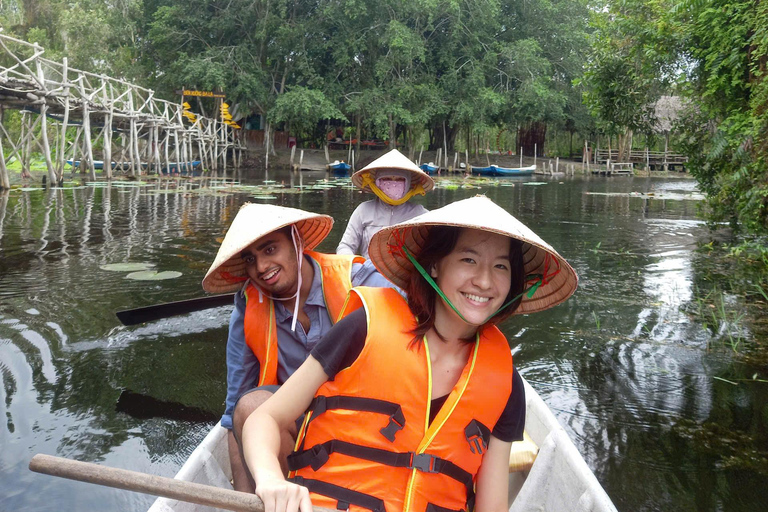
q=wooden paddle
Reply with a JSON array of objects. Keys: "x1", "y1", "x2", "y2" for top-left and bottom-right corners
[
  {"x1": 116, "y1": 293, "x2": 235, "y2": 326},
  {"x1": 29, "y1": 454, "x2": 334, "y2": 512}
]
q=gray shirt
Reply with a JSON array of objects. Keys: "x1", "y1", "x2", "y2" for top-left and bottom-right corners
[
  {"x1": 221, "y1": 255, "x2": 396, "y2": 429},
  {"x1": 336, "y1": 198, "x2": 428, "y2": 258}
]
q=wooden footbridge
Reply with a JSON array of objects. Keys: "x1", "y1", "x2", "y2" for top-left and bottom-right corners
[{"x1": 0, "y1": 33, "x2": 244, "y2": 190}]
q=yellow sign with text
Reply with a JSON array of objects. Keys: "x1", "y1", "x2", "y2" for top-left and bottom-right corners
[{"x1": 182, "y1": 90, "x2": 226, "y2": 98}]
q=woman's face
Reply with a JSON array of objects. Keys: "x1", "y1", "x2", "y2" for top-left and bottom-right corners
[
  {"x1": 432, "y1": 228, "x2": 512, "y2": 327},
  {"x1": 375, "y1": 172, "x2": 408, "y2": 200}
]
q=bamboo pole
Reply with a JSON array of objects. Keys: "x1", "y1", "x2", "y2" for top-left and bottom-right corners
[
  {"x1": 29, "y1": 454, "x2": 334, "y2": 512},
  {"x1": 78, "y1": 75, "x2": 96, "y2": 179},
  {"x1": 0, "y1": 108, "x2": 8, "y2": 189},
  {"x1": 163, "y1": 129, "x2": 170, "y2": 175}
]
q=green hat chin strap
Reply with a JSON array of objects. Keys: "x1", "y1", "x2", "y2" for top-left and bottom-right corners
[{"x1": 402, "y1": 245, "x2": 542, "y2": 325}]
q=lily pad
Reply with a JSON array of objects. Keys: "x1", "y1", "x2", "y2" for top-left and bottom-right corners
[
  {"x1": 125, "y1": 270, "x2": 183, "y2": 281},
  {"x1": 100, "y1": 263, "x2": 155, "y2": 272}
]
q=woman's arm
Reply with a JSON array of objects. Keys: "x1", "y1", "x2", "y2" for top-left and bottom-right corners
[
  {"x1": 473, "y1": 435, "x2": 513, "y2": 512},
  {"x1": 336, "y1": 204, "x2": 365, "y2": 255},
  {"x1": 242, "y1": 355, "x2": 330, "y2": 512}
]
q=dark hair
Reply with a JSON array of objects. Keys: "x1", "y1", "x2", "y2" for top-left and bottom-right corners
[{"x1": 406, "y1": 226, "x2": 525, "y2": 344}]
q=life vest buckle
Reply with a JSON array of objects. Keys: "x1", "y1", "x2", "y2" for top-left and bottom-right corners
[
  {"x1": 378, "y1": 408, "x2": 405, "y2": 442},
  {"x1": 464, "y1": 420, "x2": 490, "y2": 455},
  {"x1": 409, "y1": 452, "x2": 438, "y2": 473}
]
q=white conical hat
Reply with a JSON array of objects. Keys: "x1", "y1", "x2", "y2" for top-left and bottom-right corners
[
  {"x1": 202, "y1": 203, "x2": 333, "y2": 293},
  {"x1": 368, "y1": 195, "x2": 578, "y2": 314},
  {"x1": 351, "y1": 149, "x2": 435, "y2": 193}
]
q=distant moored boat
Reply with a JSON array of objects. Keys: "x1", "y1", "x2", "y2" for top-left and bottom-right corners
[{"x1": 470, "y1": 164, "x2": 536, "y2": 177}]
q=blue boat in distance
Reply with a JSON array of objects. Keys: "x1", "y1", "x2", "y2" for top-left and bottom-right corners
[
  {"x1": 470, "y1": 164, "x2": 536, "y2": 177},
  {"x1": 419, "y1": 162, "x2": 439, "y2": 175},
  {"x1": 66, "y1": 160, "x2": 131, "y2": 170},
  {"x1": 327, "y1": 160, "x2": 352, "y2": 175}
]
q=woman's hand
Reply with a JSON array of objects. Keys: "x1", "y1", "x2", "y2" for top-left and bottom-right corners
[{"x1": 256, "y1": 476, "x2": 313, "y2": 512}]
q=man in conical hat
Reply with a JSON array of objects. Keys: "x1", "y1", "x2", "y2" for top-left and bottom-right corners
[
  {"x1": 336, "y1": 148, "x2": 434, "y2": 258},
  {"x1": 202, "y1": 202, "x2": 395, "y2": 492}
]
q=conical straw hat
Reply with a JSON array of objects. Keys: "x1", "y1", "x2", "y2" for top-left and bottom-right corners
[
  {"x1": 202, "y1": 203, "x2": 333, "y2": 293},
  {"x1": 351, "y1": 149, "x2": 435, "y2": 193},
  {"x1": 368, "y1": 195, "x2": 578, "y2": 314}
]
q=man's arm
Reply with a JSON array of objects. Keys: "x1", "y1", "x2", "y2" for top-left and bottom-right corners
[{"x1": 222, "y1": 291, "x2": 261, "y2": 430}]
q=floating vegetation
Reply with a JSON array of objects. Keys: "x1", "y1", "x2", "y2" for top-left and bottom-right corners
[
  {"x1": 100, "y1": 263, "x2": 155, "y2": 272},
  {"x1": 125, "y1": 270, "x2": 183, "y2": 281},
  {"x1": 585, "y1": 191, "x2": 705, "y2": 201},
  {"x1": 673, "y1": 419, "x2": 768, "y2": 475}
]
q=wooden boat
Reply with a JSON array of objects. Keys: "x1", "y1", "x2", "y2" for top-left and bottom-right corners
[
  {"x1": 470, "y1": 164, "x2": 536, "y2": 177},
  {"x1": 326, "y1": 161, "x2": 351, "y2": 175},
  {"x1": 419, "y1": 162, "x2": 439, "y2": 175},
  {"x1": 147, "y1": 376, "x2": 617, "y2": 512}
]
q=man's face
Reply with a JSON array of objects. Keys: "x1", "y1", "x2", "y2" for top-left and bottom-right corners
[{"x1": 240, "y1": 229, "x2": 299, "y2": 298}]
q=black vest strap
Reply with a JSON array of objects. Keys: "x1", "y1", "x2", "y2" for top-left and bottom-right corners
[
  {"x1": 304, "y1": 395, "x2": 406, "y2": 443},
  {"x1": 288, "y1": 439, "x2": 475, "y2": 503},
  {"x1": 426, "y1": 504, "x2": 465, "y2": 512},
  {"x1": 289, "y1": 476, "x2": 386, "y2": 512}
]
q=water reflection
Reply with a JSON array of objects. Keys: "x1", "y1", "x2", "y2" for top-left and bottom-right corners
[{"x1": 0, "y1": 174, "x2": 766, "y2": 511}]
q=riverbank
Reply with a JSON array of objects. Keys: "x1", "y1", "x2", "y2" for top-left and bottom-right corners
[{"x1": 1, "y1": 146, "x2": 693, "y2": 188}]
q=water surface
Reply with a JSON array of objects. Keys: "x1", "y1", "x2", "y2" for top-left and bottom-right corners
[{"x1": 0, "y1": 170, "x2": 765, "y2": 512}]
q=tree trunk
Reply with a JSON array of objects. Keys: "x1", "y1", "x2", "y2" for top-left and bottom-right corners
[{"x1": 517, "y1": 122, "x2": 547, "y2": 157}]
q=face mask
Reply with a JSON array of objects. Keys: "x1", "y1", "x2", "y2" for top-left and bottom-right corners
[{"x1": 375, "y1": 170, "x2": 411, "y2": 201}]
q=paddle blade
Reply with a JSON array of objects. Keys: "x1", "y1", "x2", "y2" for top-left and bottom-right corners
[{"x1": 116, "y1": 293, "x2": 235, "y2": 326}]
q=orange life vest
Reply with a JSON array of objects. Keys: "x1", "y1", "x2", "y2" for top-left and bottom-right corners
[
  {"x1": 243, "y1": 251, "x2": 366, "y2": 386},
  {"x1": 288, "y1": 287, "x2": 513, "y2": 512}
]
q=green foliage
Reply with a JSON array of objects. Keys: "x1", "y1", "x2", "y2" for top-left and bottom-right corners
[
  {"x1": 7, "y1": 0, "x2": 596, "y2": 153},
  {"x1": 675, "y1": 0, "x2": 768, "y2": 235},
  {"x1": 269, "y1": 87, "x2": 346, "y2": 134}
]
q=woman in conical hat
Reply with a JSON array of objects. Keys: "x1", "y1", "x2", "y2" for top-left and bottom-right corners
[
  {"x1": 242, "y1": 196, "x2": 578, "y2": 512},
  {"x1": 336, "y1": 148, "x2": 434, "y2": 258}
]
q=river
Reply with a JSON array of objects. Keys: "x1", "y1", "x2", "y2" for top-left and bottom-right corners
[{"x1": 1, "y1": 169, "x2": 766, "y2": 511}]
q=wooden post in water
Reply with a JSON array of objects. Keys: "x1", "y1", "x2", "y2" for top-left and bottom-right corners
[
  {"x1": 442, "y1": 120, "x2": 448, "y2": 171},
  {"x1": 324, "y1": 143, "x2": 330, "y2": 164},
  {"x1": 533, "y1": 143, "x2": 537, "y2": 170},
  {"x1": 103, "y1": 81, "x2": 114, "y2": 179},
  {"x1": 163, "y1": 130, "x2": 170, "y2": 175},
  {"x1": 519, "y1": 147, "x2": 523, "y2": 168},
  {"x1": 464, "y1": 149, "x2": 468, "y2": 170},
  {"x1": 351, "y1": 149, "x2": 355, "y2": 171},
  {"x1": 78, "y1": 76, "x2": 97, "y2": 179},
  {"x1": 290, "y1": 145, "x2": 296, "y2": 168},
  {"x1": 418, "y1": 146, "x2": 423, "y2": 166},
  {"x1": 0, "y1": 108, "x2": 8, "y2": 190},
  {"x1": 35, "y1": 58, "x2": 55, "y2": 183}
]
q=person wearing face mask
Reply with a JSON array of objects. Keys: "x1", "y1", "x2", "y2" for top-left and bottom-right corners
[{"x1": 336, "y1": 149, "x2": 434, "y2": 258}]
